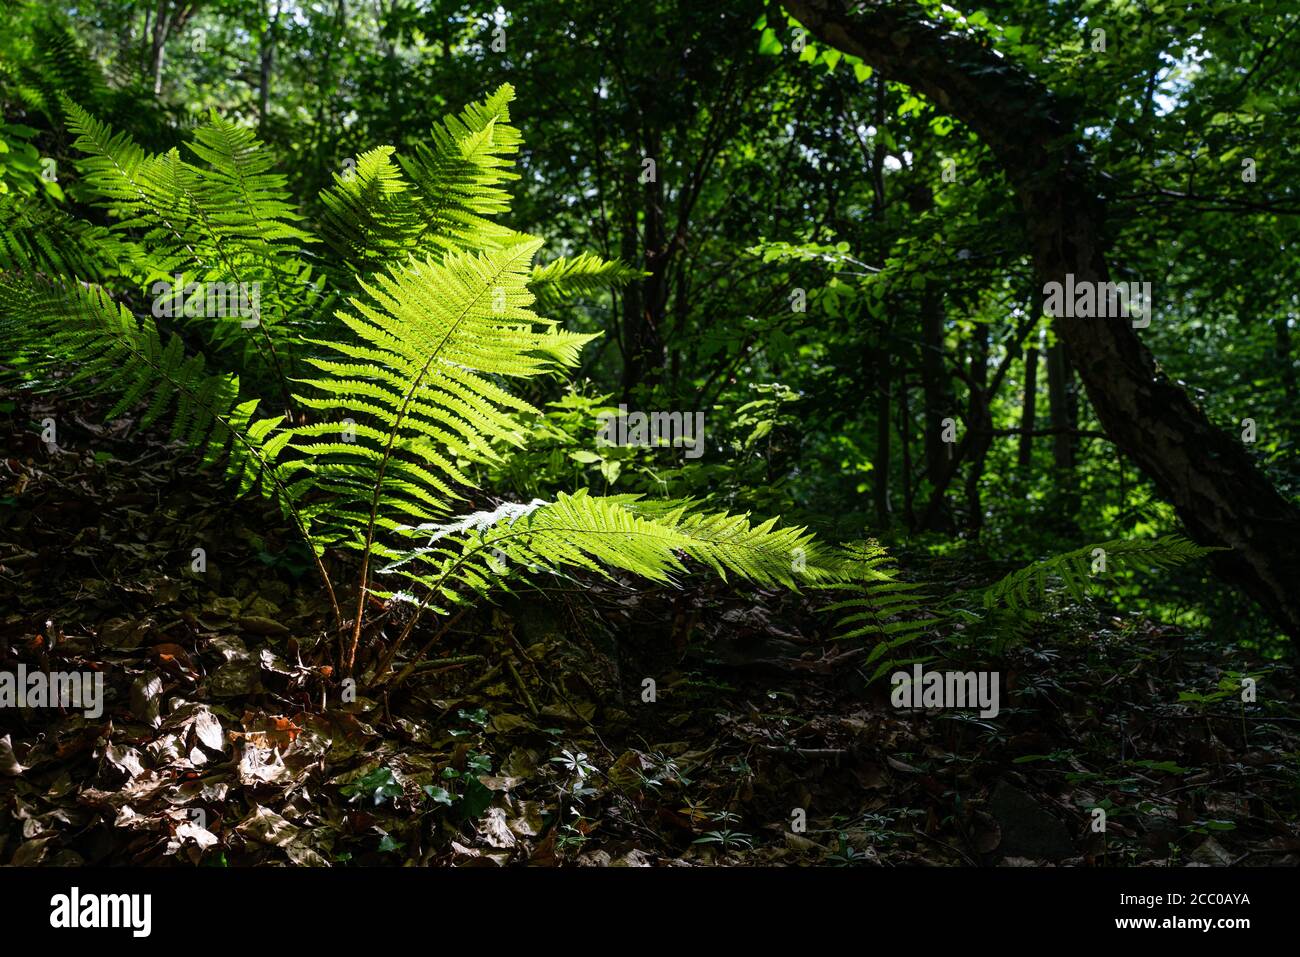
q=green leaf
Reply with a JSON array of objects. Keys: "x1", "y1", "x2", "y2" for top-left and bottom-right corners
[{"x1": 758, "y1": 28, "x2": 782, "y2": 56}]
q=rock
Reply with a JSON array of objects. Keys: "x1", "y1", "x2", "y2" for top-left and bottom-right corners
[
  {"x1": 987, "y1": 780, "x2": 1074, "y2": 861},
  {"x1": 239, "y1": 615, "x2": 291, "y2": 637}
]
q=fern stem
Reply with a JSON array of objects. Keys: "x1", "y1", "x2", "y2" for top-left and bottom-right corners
[
  {"x1": 345, "y1": 247, "x2": 532, "y2": 673},
  {"x1": 375, "y1": 607, "x2": 467, "y2": 688}
]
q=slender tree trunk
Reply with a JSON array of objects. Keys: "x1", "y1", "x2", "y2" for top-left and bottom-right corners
[
  {"x1": 782, "y1": 0, "x2": 1300, "y2": 639},
  {"x1": 874, "y1": 347, "x2": 891, "y2": 526},
  {"x1": 899, "y1": 377, "x2": 916, "y2": 530},
  {"x1": 919, "y1": 288, "x2": 955, "y2": 528},
  {"x1": 141, "y1": 7, "x2": 153, "y2": 76},
  {"x1": 622, "y1": 132, "x2": 667, "y2": 395},
  {"x1": 1018, "y1": 329, "x2": 1040, "y2": 470},
  {"x1": 1046, "y1": 336, "x2": 1082, "y2": 529},
  {"x1": 260, "y1": 1, "x2": 280, "y2": 133},
  {"x1": 150, "y1": 1, "x2": 169, "y2": 95},
  {"x1": 618, "y1": 180, "x2": 642, "y2": 402},
  {"x1": 1277, "y1": 318, "x2": 1296, "y2": 405},
  {"x1": 1046, "y1": 341, "x2": 1075, "y2": 473},
  {"x1": 964, "y1": 322, "x2": 991, "y2": 536}
]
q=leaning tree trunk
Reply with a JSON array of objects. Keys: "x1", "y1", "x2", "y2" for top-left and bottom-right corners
[{"x1": 782, "y1": 0, "x2": 1300, "y2": 639}]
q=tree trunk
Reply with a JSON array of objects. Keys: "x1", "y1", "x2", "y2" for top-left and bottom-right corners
[
  {"x1": 149, "y1": 1, "x2": 169, "y2": 95},
  {"x1": 782, "y1": 0, "x2": 1300, "y2": 639},
  {"x1": 259, "y1": 1, "x2": 279, "y2": 133},
  {"x1": 1018, "y1": 330, "x2": 1039, "y2": 470},
  {"x1": 965, "y1": 322, "x2": 991, "y2": 536},
  {"x1": 621, "y1": 133, "x2": 667, "y2": 395},
  {"x1": 874, "y1": 347, "x2": 891, "y2": 526},
  {"x1": 899, "y1": 376, "x2": 916, "y2": 530},
  {"x1": 920, "y1": 288, "x2": 955, "y2": 528},
  {"x1": 1046, "y1": 342, "x2": 1078, "y2": 473},
  {"x1": 1045, "y1": 337, "x2": 1079, "y2": 523},
  {"x1": 1277, "y1": 318, "x2": 1296, "y2": 406}
]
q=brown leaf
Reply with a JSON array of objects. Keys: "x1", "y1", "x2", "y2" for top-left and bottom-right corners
[
  {"x1": 235, "y1": 806, "x2": 299, "y2": 847},
  {"x1": 129, "y1": 674, "x2": 164, "y2": 728}
]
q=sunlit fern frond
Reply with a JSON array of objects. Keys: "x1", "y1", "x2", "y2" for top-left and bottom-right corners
[
  {"x1": 0, "y1": 273, "x2": 291, "y2": 498},
  {"x1": 63, "y1": 102, "x2": 316, "y2": 370},
  {"x1": 976, "y1": 534, "x2": 1222, "y2": 611},
  {"x1": 529, "y1": 252, "x2": 646, "y2": 309},
  {"x1": 822, "y1": 540, "x2": 944, "y2": 683},
  {"x1": 318, "y1": 145, "x2": 424, "y2": 283},
  {"x1": 283, "y1": 237, "x2": 599, "y2": 556},
  {"x1": 0, "y1": 192, "x2": 144, "y2": 279},
  {"x1": 397, "y1": 83, "x2": 527, "y2": 259},
  {"x1": 374, "y1": 489, "x2": 832, "y2": 616}
]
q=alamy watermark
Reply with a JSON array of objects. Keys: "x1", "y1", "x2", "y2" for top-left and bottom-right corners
[
  {"x1": 150, "y1": 275, "x2": 261, "y2": 328},
  {"x1": 596, "y1": 405, "x2": 706, "y2": 459},
  {"x1": 1042, "y1": 273, "x2": 1151, "y2": 329},
  {"x1": 0, "y1": 665, "x2": 104, "y2": 718},
  {"x1": 50, "y1": 887, "x2": 151, "y2": 937},
  {"x1": 890, "y1": 664, "x2": 1000, "y2": 718}
]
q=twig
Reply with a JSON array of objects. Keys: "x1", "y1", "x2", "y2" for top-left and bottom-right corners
[{"x1": 506, "y1": 658, "x2": 539, "y2": 716}]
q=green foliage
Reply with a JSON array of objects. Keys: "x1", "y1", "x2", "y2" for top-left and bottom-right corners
[
  {"x1": 0, "y1": 273, "x2": 286, "y2": 502},
  {"x1": 977, "y1": 536, "x2": 1223, "y2": 611},
  {"x1": 822, "y1": 536, "x2": 1223, "y2": 682},
  {"x1": 318, "y1": 145, "x2": 423, "y2": 280},
  {"x1": 63, "y1": 99, "x2": 319, "y2": 376},
  {"x1": 0, "y1": 193, "x2": 136, "y2": 277},
  {"x1": 0, "y1": 80, "x2": 827, "y2": 676},
  {"x1": 397, "y1": 84, "x2": 525, "y2": 260},
  {"x1": 823, "y1": 540, "x2": 944, "y2": 683},
  {"x1": 529, "y1": 252, "x2": 646, "y2": 309}
]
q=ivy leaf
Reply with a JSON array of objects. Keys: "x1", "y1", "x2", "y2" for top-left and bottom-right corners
[
  {"x1": 423, "y1": 785, "x2": 454, "y2": 807},
  {"x1": 341, "y1": 767, "x2": 404, "y2": 805}
]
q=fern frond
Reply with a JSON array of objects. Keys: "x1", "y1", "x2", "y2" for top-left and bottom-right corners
[
  {"x1": 26, "y1": 23, "x2": 108, "y2": 121},
  {"x1": 184, "y1": 113, "x2": 312, "y2": 247},
  {"x1": 621, "y1": 497, "x2": 834, "y2": 588},
  {"x1": 529, "y1": 252, "x2": 645, "y2": 308},
  {"x1": 318, "y1": 145, "x2": 424, "y2": 281},
  {"x1": 397, "y1": 83, "x2": 527, "y2": 259},
  {"x1": 977, "y1": 535, "x2": 1222, "y2": 611},
  {"x1": 0, "y1": 192, "x2": 143, "y2": 279},
  {"x1": 285, "y1": 238, "x2": 598, "y2": 554},
  {"x1": 375, "y1": 490, "x2": 828, "y2": 616},
  {"x1": 822, "y1": 540, "x2": 943, "y2": 684},
  {"x1": 0, "y1": 274, "x2": 278, "y2": 476},
  {"x1": 63, "y1": 102, "x2": 316, "y2": 396}
]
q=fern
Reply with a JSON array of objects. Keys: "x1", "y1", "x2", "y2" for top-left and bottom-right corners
[
  {"x1": 22, "y1": 22, "x2": 108, "y2": 123},
  {"x1": 397, "y1": 84, "x2": 526, "y2": 259},
  {"x1": 0, "y1": 81, "x2": 816, "y2": 684},
  {"x1": 318, "y1": 146, "x2": 424, "y2": 282},
  {"x1": 529, "y1": 252, "x2": 646, "y2": 308},
  {"x1": 976, "y1": 535, "x2": 1222, "y2": 611},
  {"x1": 0, "y1": 193, "x2": 141, "y2": 279},
  {"x1": 822, "y1": 540, "x2": 944, "y2": 684},
  {"x1": 0, "y1": 274, "x2": 274, "y2": 477},
  {"x1": 63, "y1": 102, "x2": 317, "y2": 401},
  {"x1": 0, "y1": 270, "x2": 338, "y2": 614}
]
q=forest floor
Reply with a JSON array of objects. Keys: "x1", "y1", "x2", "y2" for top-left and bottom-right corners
[{"x1": 3, "y1": 391, "x2": 1300, "y2": 867}]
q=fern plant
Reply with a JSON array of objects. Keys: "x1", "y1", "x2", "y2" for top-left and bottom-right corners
[
  {"x1": 823, "y1": 535, "x2": 1222, "y2": 683},
  {"x1": 822, "y1": 540, "x2": 944, "y2": 683},
  {"x1": 0, "y1": 82, "x2": 835, "y2": 684},
  {"x1": 973, "y1": 535, "x2": 1222, "y2": 612}
]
